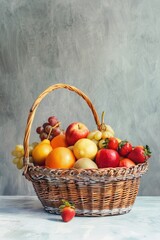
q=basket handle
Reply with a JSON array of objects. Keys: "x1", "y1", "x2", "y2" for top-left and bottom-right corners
[{"x1": 23, "y1": 83, "x2": 101, "y2": 166}]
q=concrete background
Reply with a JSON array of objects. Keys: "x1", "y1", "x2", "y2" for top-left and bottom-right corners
[{"x1": 0, "y1": 0, "x2": 160, "y2": 195}]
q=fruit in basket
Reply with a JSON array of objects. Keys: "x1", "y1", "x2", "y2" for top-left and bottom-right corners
[
  {"x1": 87, "y1": 112, "x2": 116, "y2": 150},
  {"x1": 59, "y1": 200, "x2": 75, "y2": 222},
  {"x1": 65, "y1": 122, "x2": 89, "y2": 146},
  {"x1": 39, "y1": 139, "x2": 50, "y2": 145},
  {"x1": 94, "y1": 131, "x2": 103, "y2": 141},
  {"x1": 39, "y1": 132, "x2": 48, "y2": 141},
  {"x1": 32, "y1": 140, "x2": 53, "y2": 165},
  {"x1": 36, "y1": 116, "x2": 62, "y2": 141},
  {"x1": 48, "y1": 116, "x2": 58, "y2": 126},
  {"x1": 118, "y1": 140, "x2": 132, "y2": 157},
  {"x1": 50, "y1": 134, "x2": 68, "y2": 149},
  {"x1": 45, "y1": 147, "x2": 76, "y2": 169},
  {"x1": 11, "y1": 143, "x2": 38, "y2": 169},
  {"x1": 87, "y1": 130, "x2": 97, "y2": 140},
  {"x1": 73, "y1": 138, "x2": 98, "y2": 160},
  {"x1": 87, "y1": 129, "x2": 114, "y2": 141},
  {"x1": 127, "y1": 145, "x2": 151, "y2": 164},
  {"x1": 101, "y1": 129, "x2": 114, "y2": 139},
  {"x1": 73, "y1": 158, "x2": 98, "y2": 169},
  {"x1": 36, "y1": 126, "x2": 44, "y2": 134},
  {"x1": 119, "y1": 158, "x2": 135, "y2": 167},
  {"x1": 104, "y1": 137, "x2": 119, "y2": 150},
  {"x1": 96, "y1": 149, "x2": 120, "y2": 168},
  {"x1": 11, "y1": 145, "x2": 24, "y2": 158}
]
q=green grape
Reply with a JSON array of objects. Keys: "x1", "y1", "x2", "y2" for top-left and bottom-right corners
[
  {"x1": 102, "y1": 131, "x2": 113, "y2": 139},
  {"x1": 12, "y1": 157, "x2": 20, "y2": 164},
  {"x1": 15, "y1": 145, "x2": 24, "y2": 152},
  {"x1": 94, "y1": 131, "x2": 102, "y2": 141},
  {"x1": 11, "y1": 150, "x2": 23, "y2": 158},
  {"x1": 16, "y1": 157, "x2": 24, "y2": 170},
  {"x1": 87, "y1": 131, "x2": 97, "y2": 140},
  {"x1": 11, "y1": 142, "x2": 39, "y2": 169},
  {"x1": 104, "y1": 125, "x2": 114, "y2": 135},
  {"x1": 11, "y1": 150, "x2": 18, "y2": 157}
]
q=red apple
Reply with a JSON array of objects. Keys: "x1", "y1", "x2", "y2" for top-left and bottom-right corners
[
  {"x1": 119, "y1": 158, "x2": 136, "y2": 168},
  {"x1": 65, "y1": 122, "x2": 89, "y2": 146},
  {"x1": 96, "y1": 149, "x2": 120, "y2": 168}
]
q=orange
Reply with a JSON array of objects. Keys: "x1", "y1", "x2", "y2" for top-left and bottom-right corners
[
  {"x1": 45, "y1": 147, "x2": 76, "y2": 169},
  {"x1": 32, "y1": 142, "x2": 53, "y2": 165},
  {"x1": 50, "y1": 134, "x2": 68, "y2": 149}
]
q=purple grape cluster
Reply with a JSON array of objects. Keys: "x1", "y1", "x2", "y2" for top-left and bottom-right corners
[{"x1": 36, "y1": 116, "x2": 61, "y2": 141}]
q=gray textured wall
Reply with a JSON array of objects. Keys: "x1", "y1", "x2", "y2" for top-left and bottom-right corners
[{"x1": 0, "y1": 0, "x2": 160, "y2": 196}]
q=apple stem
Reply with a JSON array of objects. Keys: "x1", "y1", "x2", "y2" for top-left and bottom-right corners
[{"x1": 47, "y1": 121, "x2": 61, "y2": 139}]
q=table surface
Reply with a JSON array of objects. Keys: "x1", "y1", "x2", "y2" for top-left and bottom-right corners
[{"x1": 0, "y1": 196, "x2": 160, "y2": 240}]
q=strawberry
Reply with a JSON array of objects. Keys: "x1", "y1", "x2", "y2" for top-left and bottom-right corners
[
  {"x1": 118, "y1": 140, "x2": 132, "y2": 157},
  {"x1": 59, "y1": 200, "x2": 75, "y2": 222},
  {"x1": 105, "y1": 137, "x2": 119, "y2": 150},
  {"x1": 127, "y1": 145, "x2": 151, "y2": 164}
]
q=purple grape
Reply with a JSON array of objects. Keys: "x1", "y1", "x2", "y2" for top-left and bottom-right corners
[
  {"x1": 52, "y1": 127, "x2": 61, "y2": 137},
  {"x1": 48, "y1": 134, "x2": 54, "y2": 141},
  {"x1": 45, "y1": 125, "x2": 52, "y2": 134},
  {"x1": 40, "y1": 132, "x2": 48, "y2": 141},
  {"x1": 43, "y1": 122, "x2": 49, "y2": 129},
  {"x1": 48, "y1": 116, "x2": 58, "y2": 127},
  {"x1": 36, "y1": 126, "x2": 44, "y2": 134}
]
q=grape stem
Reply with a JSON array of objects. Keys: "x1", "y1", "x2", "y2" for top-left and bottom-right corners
[
  {"x1": 99, "y1": 111, "x2": 106, "y2": 131},
  {"x1": 101, "y1": 111, "x2": 105, "y2": 124},
  {"x1": 47, "y1": 122, "x2": 61, "y2": 140}
]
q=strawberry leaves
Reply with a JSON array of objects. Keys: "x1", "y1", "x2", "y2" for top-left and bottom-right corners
[{"x1": 144, "y1": 145, "x2": 152, "y2": 158}]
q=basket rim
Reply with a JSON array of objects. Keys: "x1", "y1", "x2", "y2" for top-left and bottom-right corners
[{"x1": 24, "y1": 161, "x2": 149, "y2": 182}]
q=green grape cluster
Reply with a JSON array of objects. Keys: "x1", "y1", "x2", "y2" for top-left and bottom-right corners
[
  {"x1": 87, "y1": 124, "x2": 115, "y2": 149},
  {"x1": 11, "y1": 142, "x2": 38, "y2": 169}
]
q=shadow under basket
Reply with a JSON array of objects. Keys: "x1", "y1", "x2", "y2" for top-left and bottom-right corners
[
  {"x1": 24, "y1": 162, "x2": 148, "y2": 216},
  {"x1": 22, "y1": 83, "x2": 149, "y2": 217}
]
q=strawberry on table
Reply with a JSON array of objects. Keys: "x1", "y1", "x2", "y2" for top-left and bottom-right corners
[
  {"x1": 59, "y1": 200, "x2": 75, "y2": 222},
  {"x1": 118, "y1": 140, "x2": 132, "y2": 157},
  {"x1": 127, "y1": 145, "x2": 151, "y2": 164}
]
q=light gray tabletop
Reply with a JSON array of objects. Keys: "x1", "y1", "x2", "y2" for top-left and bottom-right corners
[{"x1": 0, "y1": 196, "x2": 160, "y2": 240}]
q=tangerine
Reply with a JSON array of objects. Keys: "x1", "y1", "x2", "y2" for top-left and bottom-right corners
[
  {"x1": 50, "y1": 134, "x2": 68, "y2": 149},
  {"x1": 32, "y1": 142, "x2": 53, "y2": 165},
  {"x1": 45, "y1": 147, "x2": 75, "y2": 169}
]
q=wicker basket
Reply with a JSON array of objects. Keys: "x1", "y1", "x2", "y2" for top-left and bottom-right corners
[{"x1": 23, "y1": 83, "x2": 148, "y2": 216}]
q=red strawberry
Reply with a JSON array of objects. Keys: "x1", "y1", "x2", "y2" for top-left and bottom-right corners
[
  {"x1": 59, "y1": 200, "x2": 75, "y2": 222},
  {"x1": 105, "y1": 137, "x2": 119, "y2": 150},
  {"x1": 118, "y1": 140, "x2": 132, "y2": 157},
  {"x1": 127, "y1": 145, "x2": 151, "y2": 164}
]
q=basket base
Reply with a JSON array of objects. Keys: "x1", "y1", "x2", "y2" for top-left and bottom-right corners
[{"x1": 44, "y1": 205, "x2": 132, "y2": 217}]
